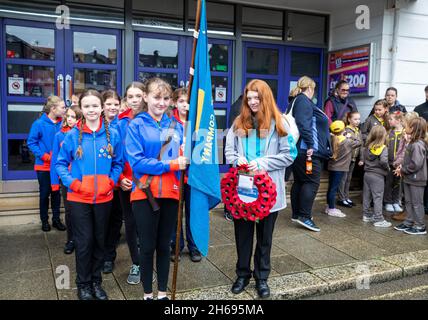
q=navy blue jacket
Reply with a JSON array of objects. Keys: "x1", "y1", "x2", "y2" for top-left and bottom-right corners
[{"x1": 288, "y1": 94, "x2": 332, "y2": 160}]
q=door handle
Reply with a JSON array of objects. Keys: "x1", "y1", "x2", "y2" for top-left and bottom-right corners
[
  {"x1": 65, "y1": 74, "x2": 73, "y2": 107},
  {"x1": 56, "y1": 74, "x2": 64, "y2": 100}
]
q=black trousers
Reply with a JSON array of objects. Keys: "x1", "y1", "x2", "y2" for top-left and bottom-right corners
[
  {"x1": 233, "y1": 211, "x2": 278, "y2": 281},
  {"x1": 69, "y1": 201, "x2": 112, "y2": 287},
  {"x1": 104, "y1": 190, "x2": 123, "y2": 263},
  {"x1": 61, "y1": 183, "x2": 73, "y2": 242},
  {"x1": 171, "y1": 183, "x2": 198, "y2": 253},
  {"x1": 119, "y1": 189, "x2": 139, "y2": 265},
  {"x1": 37, "y1": 171, "x2": 61, "y2": 223},
  {"x1": 290, "y1": 154, "x2": 323, "y2": 220},
  {"x1": 132, "y1": 199, "x2": 178, "y2": 294}
]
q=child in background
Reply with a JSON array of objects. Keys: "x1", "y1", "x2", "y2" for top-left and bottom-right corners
[
  {"x1": 170, "y1": 88, "x2": 202, "y2": 262},
  {"x1": 326, "y1": 120, "x2": 361, "y2": 217},
  {"x1": 101, "y1": 90, "x2": 124, "y2": 275},
  {"x1": 51, "y1": 106, "x2": 82, "y2": 254},
  {"x1": 384, "y1": 111, "x2": 404, "y2": 214},
  {"x1": 362, "y1": 125, "x2": 391, "y2": 227},
  {"x1": 394, "y1": 117, "x2": 428, "y2": 235},
  {"x1": 56, "y1": 89, "x2": 123, "y2": 300},
  {"x1": 391, "y1": 112, "x2": 420, "y2": 221},
  {"x1": 28, "y1": 95, "x2": 66, "y2": 232},
  {"x1": 361, "y1": 99, "x2": 389, "y2": 142},
  {"x1": 114, "y1": 82, "x2": 147, "y2": 284},
  {"x1": 337, "y1": 111, "x2": 363, "y2": 208}
]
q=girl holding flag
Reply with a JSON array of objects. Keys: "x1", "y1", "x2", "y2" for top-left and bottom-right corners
[{"x1": 126, "y1": 77, "x2": 186, "y2": 300}]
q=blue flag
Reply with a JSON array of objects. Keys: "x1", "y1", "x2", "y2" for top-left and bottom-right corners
[{"x1": 185, "y1": 0, "x2": 221, "y2": 257}]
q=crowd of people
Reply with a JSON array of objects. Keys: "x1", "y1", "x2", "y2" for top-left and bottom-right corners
[{"x1": 27, "y1": 75, "x2": 428, "y2": 300}]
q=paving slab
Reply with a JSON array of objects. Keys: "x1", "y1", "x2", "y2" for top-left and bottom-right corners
[
  {"x1": 274, "y1": 234, "x2": 356, "y2": 268},
  {"x1": 0, "y1": 269, "x2": 57, "y2": 300},
  {"x1": 310, "y1": 259, "x2": 403, "y2": 292},
  {"x1": 176, "y1": 285, "x2": 253, "y2": 300},
  {"x1": 258, "y1": 272, "x2": 329, "y2": 300},
  {"x1": 381, "y1": 250, "x2": 428, "y2": 276}
]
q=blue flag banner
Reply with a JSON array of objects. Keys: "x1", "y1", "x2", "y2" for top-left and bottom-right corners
[{"x1": 185, "y1": 0, "x2": 221, "y2": 257}]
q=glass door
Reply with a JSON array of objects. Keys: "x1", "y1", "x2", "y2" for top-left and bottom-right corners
[
  {"x1": 64, "y1": 26, "x2": 122, "y2": 105},
  {"x1": 1, "y1": 20, "x2": 122, "y2": 180},
  {"x1": 1, "y1": 19, "x2": 63, "y2": 180},
  {"x1": 243, "y1": 42, "x2": 286, "y2": 110}
]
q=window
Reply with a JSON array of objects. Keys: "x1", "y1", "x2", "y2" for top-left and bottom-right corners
[
  {"x1": 290, "y1": 51, "x2": 321, "y2": 78},
  {"x1": 287, "y1": 12, "x2": 326, "y2": 44},
  {"x1": 73, "y1": 32, "x2": 117, "y2": 64},
  {"x1": 242, "y1": 7, "x2": 283, "y2": 40},
  {"x1": 188, "y1": 0, "x2": 234, "y2": 35},
  {"x1": 6, "y1": 25, "x2": 55, "y2": 61},
  {"x1": 246, "y1": 48, "x2": 279, "y2": 75},
  {"x1": 133, "y1": 0, "x2": 184, "y2": 31}
]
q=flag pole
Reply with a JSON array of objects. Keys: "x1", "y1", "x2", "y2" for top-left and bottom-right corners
[{"x1": 171, "y1": 0, "x2": 202, "y2": 301}]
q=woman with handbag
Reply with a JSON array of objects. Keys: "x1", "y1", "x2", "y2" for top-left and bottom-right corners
[
  {"x1": 126, "y1": 77, "x2": 186, "y2": 300},
  {"x1": 225, "y1": 79, "x2": 296, "y2": 299}
]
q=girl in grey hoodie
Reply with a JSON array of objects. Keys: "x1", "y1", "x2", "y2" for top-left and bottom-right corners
[
  {"x1": 361, "y1": 125, "x2": 391, "y2": 227},
  {"x1": 393, "y1": 117, "x2": 428, "y2": 235}
]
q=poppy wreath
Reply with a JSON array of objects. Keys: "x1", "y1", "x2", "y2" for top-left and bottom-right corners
[{"x1": 221, "y1": 164, "x2": 277, "y2": 222}]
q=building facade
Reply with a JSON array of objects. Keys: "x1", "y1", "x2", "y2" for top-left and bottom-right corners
[{"x1": 0, "y1": 0, "x2": 426, "y2": 181}]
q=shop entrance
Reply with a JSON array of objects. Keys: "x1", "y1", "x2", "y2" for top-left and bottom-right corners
[{"x1": 1, "y1": 19, "x2": 122, "y2": 180}]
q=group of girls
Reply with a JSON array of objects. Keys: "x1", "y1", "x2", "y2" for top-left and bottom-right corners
[
  {"x1": 326, "y1": 92, "x2": 427, "y2": 235},
  {"x1": 29, "y1": 78, "x2": 192, "y2": 300}
]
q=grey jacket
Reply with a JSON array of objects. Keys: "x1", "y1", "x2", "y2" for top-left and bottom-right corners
[
  {"x1": 225, "y1": 119, "x2": 297, "y2": 213},
  {"x1": 328, "y1": 135, "x2": 361, "y2": 172},
  {"x1": 361, "y1": 115, "x2": 384, "y2": 142},
  {"x1": 402, "y1": 140, "x2": 428, "y2": 187},
  {"x1": 363, "y1": 145, "x2": 389, "y2": 176}
]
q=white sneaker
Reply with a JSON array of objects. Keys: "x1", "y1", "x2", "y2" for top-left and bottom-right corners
[
  {"x1": 327, "y1": 208, "x2": 346, "y2": 218},
  {"x1": 363, "y1": 215, "x2": 374, "y2": 222},
  {"x1": 393, "y1": 203, "x2": 403, "y2": 213},
  {"x1": 384, "y1": 204, "x2": 395, "y2": 212},
  {"x1": 373, "y1": 220, "x2": 392, "y2": 228}
]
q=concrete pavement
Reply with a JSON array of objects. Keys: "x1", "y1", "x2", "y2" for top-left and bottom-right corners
[{"x1": 1, "y1": 198, "x2": 428, "y2": 300}]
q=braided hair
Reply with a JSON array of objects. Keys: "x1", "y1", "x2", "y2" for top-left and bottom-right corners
[{"x1": 75, "y1": 89, "x2": 114, "y2": 159}]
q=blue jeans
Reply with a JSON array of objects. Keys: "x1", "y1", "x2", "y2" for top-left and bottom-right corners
[
  {"x1": 327, "y1": 171, "x2": 345, "y2": 209},
  {"x1": 37, "y1": 171, "x2": 61, "y2": 223},
  {"x1": 171, "y1": 184, "x2": 198, "y2": 253}
]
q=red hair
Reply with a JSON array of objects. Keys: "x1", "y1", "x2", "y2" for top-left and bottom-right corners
[{"x1": 234, "y1": 79, "x2": 287, "y2": 138}]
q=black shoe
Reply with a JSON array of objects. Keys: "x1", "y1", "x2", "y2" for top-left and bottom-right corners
[
  {"x1": 255, "y1": 280, "x2": 270, "y2": 299},
  {"x1": 170, "y1": 251, "x2": 181, "y2": 262},
  {"x1": 102, "y1": 261, "x2": 114, "y2": 274},
  {"x1": 77, "y1": 285, "x2": 94, "y2": 300},
  {"x1": 92, "y1": 282, "x2": 108, "y2": 300},
  {"x1": 189, "y1": 250, "x2": 202, "y2": 262},
  {"x1": 337, "y1": 200, "x2": 352, "y2": 208},
  {"x1": 64, "y1": 241, "x2": 75, "y2": 254},
  {"x1": 158, "y1": 296, "x2": 169, "y2": 300},
  {"x1": 41, "y1": 221, "x2": 51, "y2": 232},
  {"x1": 231, "y1": 277, "x2": 250, "y2": 294},
  {"x1": 52, "y1": 219, "x2": 66, "y2": 231}
]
